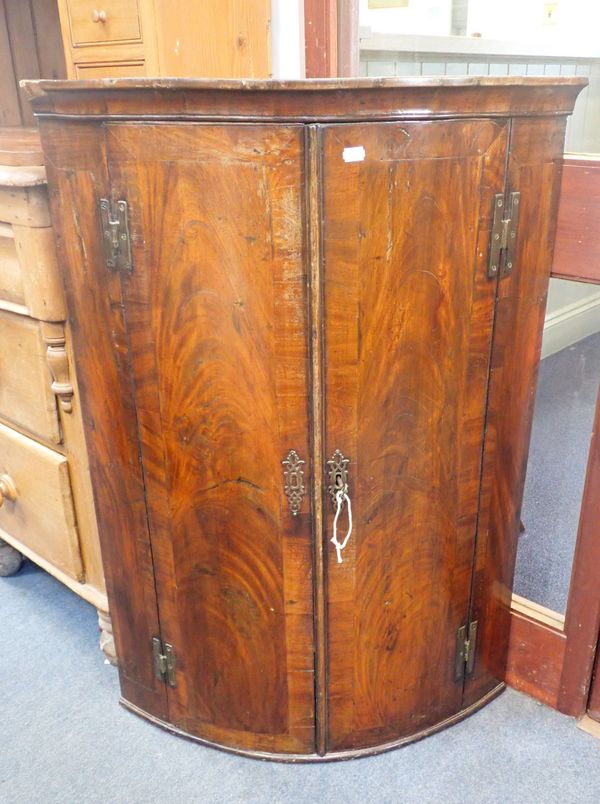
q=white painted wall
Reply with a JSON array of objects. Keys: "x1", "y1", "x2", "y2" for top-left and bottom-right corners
[
  {"x1": 467, "y1": 0, "x2": 600, "y2": 53},
  {"x1": 359, "y1": 0, "x2": 452, "y2": 37},
  {"x1": 542, "y1": 278, "x2": 600, "y2": 358},
  {"x1": 360, "y1": 1, "x2": 600, "y2": 55},
  {"x1": 271, "y1": 0, "x2": 305, "y2": 78}
]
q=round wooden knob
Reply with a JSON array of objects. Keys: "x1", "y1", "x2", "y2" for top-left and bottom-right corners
[
  {"x1": 0, "y1": 474, "x2": 17, "y2": 507},
  {"x1": 92, "y1": 9, "x2": 107, "y2": 23}
]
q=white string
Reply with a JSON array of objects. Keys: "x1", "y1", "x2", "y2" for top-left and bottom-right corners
[{"x1": 331, "y1": 485, "x2": 353, "y2": 564}]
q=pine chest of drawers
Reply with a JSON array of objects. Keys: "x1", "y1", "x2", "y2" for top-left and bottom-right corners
[{"x1": 0, "y1": 127, "x2": 113, "y2": 661}]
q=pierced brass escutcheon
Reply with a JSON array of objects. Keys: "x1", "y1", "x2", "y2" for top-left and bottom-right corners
[
  {"x1": 282, "y1": 449, "x2": 306, "y2": 516},
  {"x1": 327, "y1": 449, "x2": 350, "y2": 507}
]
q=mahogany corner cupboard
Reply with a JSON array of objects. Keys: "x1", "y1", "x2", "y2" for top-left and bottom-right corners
[{"x1": 24, "y1": 76, "x2": 585, "y2": 761}]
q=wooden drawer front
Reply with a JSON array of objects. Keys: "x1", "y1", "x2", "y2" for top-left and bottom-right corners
[
  {"x1": 0, "y1": 224, "x2": 66, "y2": 321},
  {"x1": 75, "y1": 61, "x2": 146, "y2": 78},
  {"x1": 66, "y1": 0, "x2": 141, "y2": 46},
  {"x1": 0, "y1": 311, "x2": 61, "y2": 444},
  {"x1": 0, "y1": 222, "x2": 25, "y2": 307},
  {"x1": 0, "y1": 186, "x2": 51, "y2": 228},
  {"x1": 0, "y1": 422, "x2": 83, "y2": 580}
]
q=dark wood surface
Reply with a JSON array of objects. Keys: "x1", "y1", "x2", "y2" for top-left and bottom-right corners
[
  {"x1": 32, "y1": 79, "x2": 585, "y2": 759},
  {"x1": 24, "y1": 77, "x2": 586, "y2": 124},
  {"x1": 39, "y1": 120, "x2": 168, "y2": 721},
  {"x1": 560, "y1": 383, "x2": 600, "y2": 717},
  {"x1": 304, "y1": 0, "x2": 338, "y2": 78},
  {"x1": 106, "y1": 122, "x2": 316, "y2": 754},
  {"x1": 303, "y1": 0, "x2": 358, "y2": 79},
  {"x1": 0, "y1": 0, "x2": 65, "y2": 127},
  {"x1": 465, "y1": 116, "x2": 568, "y2": 708},
  {"x1": 504, "y1": 154, "x2": 600, "y2": 718},
  {"x1": 552, "y1": 156, "x2": 600, "y2": 284},
  {"x1": 0, "y1": 126, "x2": 43, "y2": 166},
  {"x1": 321, "y1": 118, "x2": 507, "y2": 751},
  {"x1": 506, "y1": 611, "x2": 566, "y2": 708}
]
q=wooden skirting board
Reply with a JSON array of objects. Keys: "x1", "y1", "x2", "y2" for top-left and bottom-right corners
[
  {"x1": 506, "y1": 604, "x2": 566, "y2": 709},
  {"x1": 552, "y1": 155, "x2": 600, "y2": 285},
  {"x1": 578, "y1": 715, "x2": 600, "y2": 740},
  {"x1": 506, "y1": 156, "x2": 600, "y2": 715}
]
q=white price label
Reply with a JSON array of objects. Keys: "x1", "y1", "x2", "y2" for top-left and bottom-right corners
[{"x1": 342, "y1": 146, "x2": 366, "y2": 163}]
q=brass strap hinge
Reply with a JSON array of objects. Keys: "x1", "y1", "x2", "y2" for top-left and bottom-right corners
[
  {"x1": 152, "y1": 636, "x2": 177, "y2": 687},
  {"x1": 454, "y1": 620, "x2": 478, "y2": 681},
  {"x1": 99, "y1": 198, "x2": 132, "y2": 273},
  {"x1": 488, "y1": 192, "x2": 520, "y2": 279}
]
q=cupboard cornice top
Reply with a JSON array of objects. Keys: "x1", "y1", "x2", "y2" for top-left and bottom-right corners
[{"x1": 22, "y1": 76, "x2": 586, "y2": 123}]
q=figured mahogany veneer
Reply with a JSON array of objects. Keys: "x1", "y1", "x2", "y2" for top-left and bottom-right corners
[{"x1": 23, "y1": 77, "x2": 585, "y2": 760}]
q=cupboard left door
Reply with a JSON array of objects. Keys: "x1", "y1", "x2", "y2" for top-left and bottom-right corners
[
  {"x1": 39, "y1": 120, "x2": 168, "y2": 719},
  {"x1": 105, "y1": 122, "x2": 316, "y2": 756}
]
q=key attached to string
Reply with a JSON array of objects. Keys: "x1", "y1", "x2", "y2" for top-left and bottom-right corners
[{"x1": 331, "y1": 483, "x2": 352, "y2": 564}]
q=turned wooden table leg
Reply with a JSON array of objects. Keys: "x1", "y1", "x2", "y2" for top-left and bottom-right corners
[
  {"x1": 98, "y1": 609, "x2": 117, "y2": 665},
  {"x1": 0, "y1": 537, "x2": 24, "y2": 577}
]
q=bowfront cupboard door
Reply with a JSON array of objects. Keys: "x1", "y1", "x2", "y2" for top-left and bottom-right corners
[
  {"x1": 320, "y1": 119, "x2": 509, "y2": 751},
  {"x1": 105, "y1": 123, "x2": 316, "y2": 755},
  {"x1": 464, "y1": 116, "x2": 570, "y2": 708}
]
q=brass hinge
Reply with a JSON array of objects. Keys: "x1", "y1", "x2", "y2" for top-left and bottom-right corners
[
  {"x1": 152, "y1": 636, "x2": 177, "y2": 688},
  {"x1": 454, "y1": 620, "x2": 478, "y2": 681},
  {"x1": 488, "y1": 192, "x2": 520, "y2": 279},
  {"x1": 99, "y1": 198, "x2": 132, "y2": 273}
]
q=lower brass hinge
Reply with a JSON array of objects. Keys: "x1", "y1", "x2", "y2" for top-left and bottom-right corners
[
  {"x1": 152, "y1": 636, "x2": 177, "y2": 688},
  {"x1": 454, "y1": 620, "x2": 478, "y2": 681}
]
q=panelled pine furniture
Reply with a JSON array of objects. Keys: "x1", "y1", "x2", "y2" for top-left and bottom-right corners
[
  {"x1": 0, "y1": 127, "x2": 114, "y2": 662},
  {"x1": 25, "y1": 76, "x2": 585, "y2": 760},
  {"x1": 56, "y1": 0, "x2": 271, "y2": 79}
]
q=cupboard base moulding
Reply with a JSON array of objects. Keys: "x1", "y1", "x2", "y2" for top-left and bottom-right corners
[{"x1": 121, "y1": 684, "x2": 506, "y2": 763}]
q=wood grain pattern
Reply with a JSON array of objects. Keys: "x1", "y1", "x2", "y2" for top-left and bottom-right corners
[
  {"x1": 505, "y1": 156, "x2": 600, "y2": 716},
  {"x1": 0, "y1": 0, "x2": 66, "y2": 127},
  {"x1": 322, "y1": 119, "x2": 508, "y2": 751},
  {"x1": 304, "y1": 0, "x2": 338, "y2": 78},
  {"x1": 306, "y1": 125, "x2": 328, "y2": 756},
  {"x1": 75, "y1": 62, "x2": 146, "y2": 79},
  {"x1": 0, "y1": 128, "x2": 44, "y2": 167},
  {"x1": 56, "y1": 0, "x2": 270, "y2": 80},
  {"x1": 552, "y1": 156, "x2": 600, "y2": 284},
  {"x1": 559, "y1": 383, "x2": 600, "y2": 717},
  {"x1": 304, "y1": 0, "x2": 359, "y2": 78},
  {"x1": 465, "y1": 116, "x2": 568, "y2": 708},
  {"x1": 506, "y1": 611, "x2": 566, "y2": 708},
  {"x1": 152, "y1": 0, "x2": 271, "y2": 78},
  {"x1": 32, "y1": 79, "x2": 585, "y2": 759},
  {"x1": 106, "y1": 122, "x2": 314, "y2": 753},
  {"x1": 13, "y1": 224, "x2": 67, "y2": 321},
  {"x1": 63, "y1": 0, "x2": 142, "y2": 46},
  {"x1": 0, "y1": 310, "x2": 61, "y2": 444},
  {"x1": 0, "y1": 4, "x2": 22, "y2": 127},
  {"x1": 24, "y1": 77, "x2": 587, "y2": 124},
  {"x1": 38, "y1": 119, "x2": 167, "y2": 719},
  {"x1": 0, "y1": 419, "x2": 82, "y2": 580}
]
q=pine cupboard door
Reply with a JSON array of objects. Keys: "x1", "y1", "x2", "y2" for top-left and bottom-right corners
[
  {"x1": 104, "y1": 123, "x2": 316, "y2": 755},
  {"x1": 320, "y1": 119, "x2": 509, "y2": 751}
]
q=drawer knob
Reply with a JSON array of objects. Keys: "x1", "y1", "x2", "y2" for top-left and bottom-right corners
[
  {"x1": 0, "y1": 474, "x2": 17, "y2": 507},
  {"x1": 92, "y1": 9, "x2": 107, "y2": 23}
]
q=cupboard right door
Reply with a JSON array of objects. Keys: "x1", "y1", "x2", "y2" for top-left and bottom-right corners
[
  {"x1": 464, "y1": 115, "x2": 570, "y2": 708},
  {"x1": 320, "y1": 118, "x2": 509, "y2": 752}
]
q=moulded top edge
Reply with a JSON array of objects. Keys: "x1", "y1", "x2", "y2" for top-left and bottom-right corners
[{"x1": 20, "y1": 75, "x2": 588, "y2": 99}]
